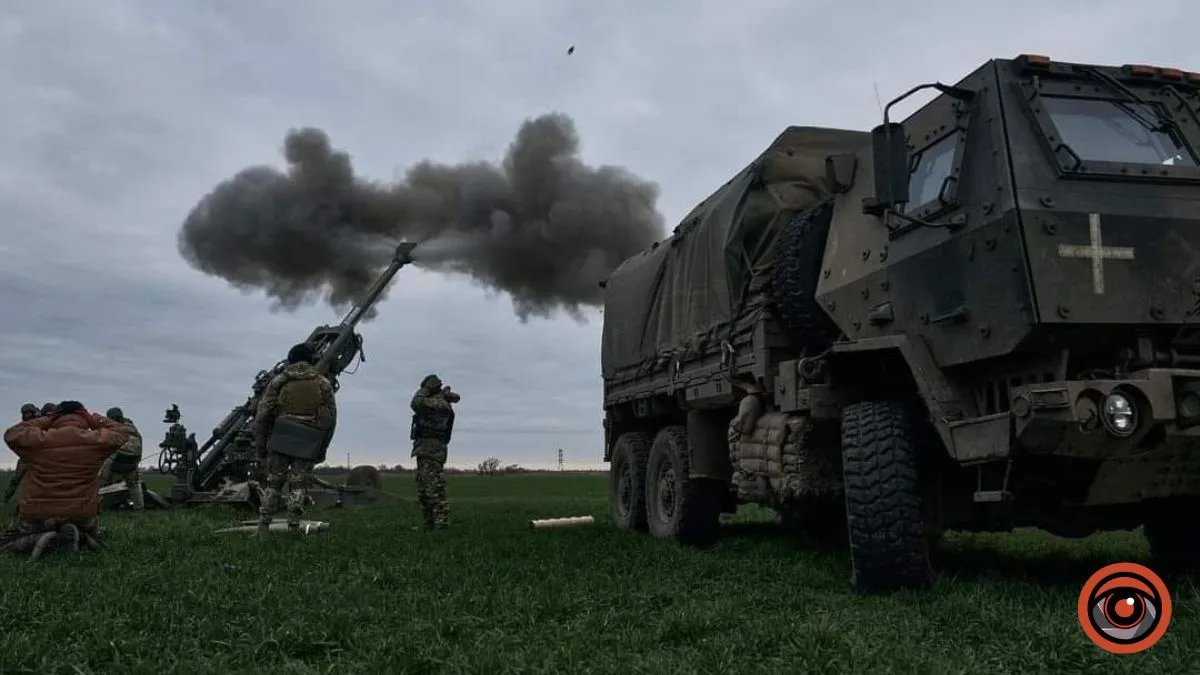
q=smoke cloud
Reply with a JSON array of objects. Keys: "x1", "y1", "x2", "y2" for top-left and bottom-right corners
[{"x1": 178, "y1": 113, "x2": 665, "y2": 321}]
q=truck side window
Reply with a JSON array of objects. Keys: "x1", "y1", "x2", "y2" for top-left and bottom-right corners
[
  {"x1": 906, "y1": 132, "x2": 958, "y2": 210},
  {"x1": 1041, "y1": 96, "x2": 1196, "y2": 167}
]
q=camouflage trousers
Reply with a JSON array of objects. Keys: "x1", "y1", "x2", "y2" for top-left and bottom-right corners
[
  {"x1": 3, "y1": 460, "x2": 27, "y2": 503},
  {"x1": 100, "y1": 455, "x2": 144, "y2": 510},
  {"x1": 259, "y1": 453, "x2": 315, "y2": 528},
  {"x1": 415, "y1": 456, "x2": 448, "y2": 528}
]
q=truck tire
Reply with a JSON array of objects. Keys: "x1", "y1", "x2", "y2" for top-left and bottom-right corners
[
  {"x1": 841, "y1": 400, "x2": 934, "y2": 593},
  {"x1": 609, "y1": 432, "x2": 651, "y2": 531},
  {"x1": 1144, "y1": 499, "x2": 1200, "y2": 571},
  {"x1": 770, "y1": 199, "x2": 840, "y2": 351},
  {"x1": 645, "y1": 425, "x2": 722, "y2": 547}
]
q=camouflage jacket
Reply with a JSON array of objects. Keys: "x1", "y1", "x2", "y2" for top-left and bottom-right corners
[
  {"x1": 410, "y1": 386, "x2": 455, "y2": 442},
  {"x1": 253, "y1": 362, "x2": 337, "y2": 451},
  {"x1": 115, "y1": 419, "x2": 143, "y2": 459}
]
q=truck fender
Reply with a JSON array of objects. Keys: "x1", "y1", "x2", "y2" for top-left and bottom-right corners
[{"x1": 830, "y1": 334, "x2": 967, "y2": 458}]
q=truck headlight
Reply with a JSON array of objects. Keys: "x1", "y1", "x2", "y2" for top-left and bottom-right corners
[{"x1": 1102, "y1": 392, "x2": 1137, "y2": 436}]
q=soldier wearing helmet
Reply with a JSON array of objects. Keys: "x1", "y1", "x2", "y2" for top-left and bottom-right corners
[
  {"x1": 4, "y1": 405, "x2": 40, "y2": 503},
  {"x1": 97, "y1": 407, "x2": 144, "y2": 510},
  {"x1": 410, "y1": 373, "x2": 460, "y2": 530},
  {"x1": 252, "y1": 342, "x2": 337, "y2": 535}
]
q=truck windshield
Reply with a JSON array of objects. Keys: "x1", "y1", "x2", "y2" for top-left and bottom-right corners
[{"x1": 1041, "y1": 96, "x2": 1195, "y2": 166}]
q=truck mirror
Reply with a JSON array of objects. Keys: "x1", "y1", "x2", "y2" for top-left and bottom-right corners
[{"x1": 865, "y1": 122, "x2": 910, "y2": 215}]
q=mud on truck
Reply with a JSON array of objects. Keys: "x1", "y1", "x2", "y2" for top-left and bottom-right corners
[{"x1": 599, "y1": 54, "x2": 1200, "y2": 593}]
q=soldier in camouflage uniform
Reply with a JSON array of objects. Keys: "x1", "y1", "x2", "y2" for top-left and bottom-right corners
[
  {"x1": 98, "y1": 407, "x2": 144, "y2": 510},
  {"x1": 411, "y1": 374, "x2": 459, "y2": 530},
  {"x1": 253, "y1": 343, "x2": 337, "y2": 535},
  {"x1": 4, "y1": 404, "x2": 39, "y2": 504}
]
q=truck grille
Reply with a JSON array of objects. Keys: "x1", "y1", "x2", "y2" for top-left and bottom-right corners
[{"x1": 975, "y1": 371, "x2": 1058, "y2": 415}]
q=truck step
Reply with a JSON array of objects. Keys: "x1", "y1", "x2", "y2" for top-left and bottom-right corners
[{"x1": 973, "y1": 490, "x2": 1013, "y2": 503}]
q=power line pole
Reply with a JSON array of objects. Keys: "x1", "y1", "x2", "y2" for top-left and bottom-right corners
[{"x1": 558, "y1": 448, "x2": 564, "y2": 471}]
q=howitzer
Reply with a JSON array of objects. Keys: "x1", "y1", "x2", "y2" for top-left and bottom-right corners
[{"x1": 156, "y1": 242, "x2": 417, "y2": 506}]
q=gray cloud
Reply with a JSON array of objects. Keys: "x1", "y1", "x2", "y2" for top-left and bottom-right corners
[{"x1": 2, "y1": 0, "x2": 1196, "y2": 470}]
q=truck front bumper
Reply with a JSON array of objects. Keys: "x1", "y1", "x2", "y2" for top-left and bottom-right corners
[{"x1": 1007, "y1": 368, "x2": 1200, "y2": 503}]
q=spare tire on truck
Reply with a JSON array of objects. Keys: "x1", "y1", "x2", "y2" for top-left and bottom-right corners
[{"x1": 770, "y1": 198, "x2": 841, "y2": 351}]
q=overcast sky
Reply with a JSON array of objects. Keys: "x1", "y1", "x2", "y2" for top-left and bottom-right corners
[{"x1": 2, "y1": 1, "x2": 1195, "y2": 470}]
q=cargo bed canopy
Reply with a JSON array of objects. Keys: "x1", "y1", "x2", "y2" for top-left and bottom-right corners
[{"x1": 601, "y1": 126, "x2": 869, "y2": 378}]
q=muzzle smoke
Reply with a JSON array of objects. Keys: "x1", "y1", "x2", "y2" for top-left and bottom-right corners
[{"x1": 177, "y1": 113, "x2": 665, "y2": 321}]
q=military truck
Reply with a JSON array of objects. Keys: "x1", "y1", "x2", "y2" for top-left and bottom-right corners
[{"x1": 599, "y1": 54, "x2": 1200, "y2": 593}]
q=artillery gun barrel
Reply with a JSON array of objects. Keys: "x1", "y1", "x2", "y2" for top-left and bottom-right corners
[
  {"x1": 174, "y1": 241, "x2": 417, "y2": 496},
  {"x1": 314, "y1": 242, "x2": 416, "y2": 375}
]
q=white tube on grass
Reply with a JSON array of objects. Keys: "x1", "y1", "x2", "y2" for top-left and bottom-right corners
[{"x1": 529, "y1": 516, "x2": 594, "y2": 530}]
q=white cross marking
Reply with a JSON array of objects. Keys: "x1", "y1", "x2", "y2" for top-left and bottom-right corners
[{"x1": 1056, "y1": 213, "x2": 1135, "y2": 295}]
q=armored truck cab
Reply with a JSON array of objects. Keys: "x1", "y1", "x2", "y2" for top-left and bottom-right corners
[{"x1": 599, "y1": 55, "x2": 1200, "y2": 593}]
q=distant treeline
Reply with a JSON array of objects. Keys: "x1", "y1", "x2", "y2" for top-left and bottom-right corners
[{"x1": 314, "y1": 463, "x2": 604, "y2": 476}]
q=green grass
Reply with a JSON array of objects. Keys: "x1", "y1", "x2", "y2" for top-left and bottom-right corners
[{"x1": 0, "y1": 471, "x2": 1196, "y2": 674}]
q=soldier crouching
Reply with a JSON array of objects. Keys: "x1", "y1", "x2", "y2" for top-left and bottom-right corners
[
  {"x1": 98, "y1": 407, "x2": 144, "y2": 510},
  {"x1": 3, "y1": 404, "x2": 39, "y2": 504},
  {"x1": 0, "y1": 401, "x2": 129, "y2": 559},
  {"x1": 253, "y1": 343, "x2": 337, "y2": 535},
  {"x1": 410, "y1": 374, "x2": 459, "y2": 530}
]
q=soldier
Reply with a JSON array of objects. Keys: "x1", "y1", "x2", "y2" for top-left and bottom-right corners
[
  {"x1": 4, "y1": 405, "x2": 39, "y2": 503},
  {"x1": 253, "y1": 342, "x2": 337, "y2": 535},
  {"x1": 98, "y1": 407, "x2": 144, "y2": 510},
  {"x1": 40, "y1": 403, "x2": 58, "y2": 417},
  {"x1": 2, "y1": 401, "x2": 129, "y2": 547},
  {"x1": 410, "y1": 374, "x2": 460, "y2": 530}
]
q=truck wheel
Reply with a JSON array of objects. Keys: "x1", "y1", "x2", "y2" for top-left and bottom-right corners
[
  {"x1": 1144, "y1": 499, "x2": 1200, "y2": 571},
  {"x1": 841, "y1": 400, "x2": 934, "y2": 593},
  {"x1": 608, "y1": 432, "x2": 651, "y2": 531},
  {"x1": 645, "y1": 426, "x2": 722, "y2": 547},
  {"x1": 770, "y1": 199, "x2": 839, "y2": 351}
]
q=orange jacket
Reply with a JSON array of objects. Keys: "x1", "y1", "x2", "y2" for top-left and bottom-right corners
[{"x1": 4, "y1": 411, "x2": 130, "y2": 520}]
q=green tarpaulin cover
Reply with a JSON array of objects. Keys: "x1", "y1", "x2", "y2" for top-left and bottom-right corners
[{"x1": 601, "y1": 126, "x2": 869, "y2": 378}]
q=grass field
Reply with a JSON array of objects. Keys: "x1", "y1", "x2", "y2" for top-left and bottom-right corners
[{"x1": 0, "y1": 471, "x2": 1196, "y2": 674}]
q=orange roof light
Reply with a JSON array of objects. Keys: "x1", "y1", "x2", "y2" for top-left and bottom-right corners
[
  {"x1": 1019, "y1": 53, "x2": 1051, "y2": 68},
  {"x1": 1127, "y1": 64, "x2": 1155, "y2": 77},
  {"x1": 1159, "y1": 68, "x2": 1184, "y2": 80}
]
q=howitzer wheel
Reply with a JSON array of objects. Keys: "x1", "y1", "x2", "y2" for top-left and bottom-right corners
[
  {"x1": 346, "y1": 465, "x2": 382, "y2": 491},
  {"x1": 770, "y1": 199, "x2": 841, "y2": 351},
  {"x1": 157, "y1": 449, "x2": 177, "y2": 475}
]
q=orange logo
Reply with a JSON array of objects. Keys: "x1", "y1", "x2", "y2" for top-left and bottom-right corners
[{"x1": 1078, "y1": 562, "x2": 1171, "y2": 654}]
